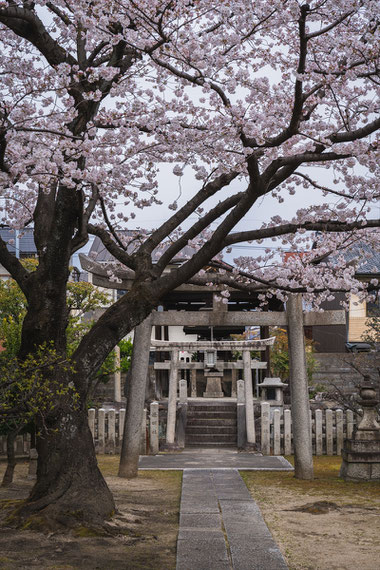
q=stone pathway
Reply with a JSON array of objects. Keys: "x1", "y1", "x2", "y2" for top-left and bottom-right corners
[
  {"x1": 176, "y1": 468, "x2": 288, "y2": 570},
  {"x1": 138, "y1": 449, "x2": 293, "y2": 471}
]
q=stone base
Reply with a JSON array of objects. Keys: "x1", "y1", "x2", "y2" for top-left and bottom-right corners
[
  {"x1": 160, "y1": 442, "x2": 182, "y2": 452},
  {"x1": 340, "y1": 459, "x2": 380, "y2": 481},
  {"x1": 203, "y1": 376, "x2": 224, "y2": 398},
  {"x1": 340, "y1": 436, "x2": 380, "y2": 481},
  {"x1": 238, "y1": 442, "x2": 261, "y2": 453},
  {"x1": 203, "y1": 391, "x2": 224, "y2": 398}
]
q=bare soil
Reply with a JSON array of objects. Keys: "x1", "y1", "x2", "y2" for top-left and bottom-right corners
[
  {"x1": 1, "y1": 456, "x2": 380, "y2": 569},
  {"x1": 0, "y1": 457, "x2": 181, "y2": 570},
  {"x1": 242, "y1": 457, "x2": 380, "y2": 570}
]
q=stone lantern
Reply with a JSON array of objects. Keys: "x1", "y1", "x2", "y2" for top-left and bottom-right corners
[
  {"x1": 204, "y1": 348, "x2": 217, "y2": 369},
  {"x1": 203, "y1": 348, "x2": 224, "y2": 398},
  {"x1": 340, "y1": 379, "x2": 380, "y2": 481},
  {"x1": 257, "y1": 377, "x2": 287, "y2": 405}
]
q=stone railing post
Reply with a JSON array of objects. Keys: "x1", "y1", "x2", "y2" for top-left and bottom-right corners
[
  {"x1": 119, "y1": 408, "x2": 126, "y2": 442},
  {"x1": 98, "y1": 408, "x2": 105, "y2": 454},
  {"x1": 166, "y1": 348, "x2": 179, "y2": 447},
  {"x1": 190, "y1": 369, "x2": 197, "y2": 397},
  {"x1": 336, "y1": 409, "x2": 344, "y2": 456},
  {"x1": 237, "y1": 379, "x2": 246, "y2": 449},
  {"x1": 177, "y1": 379, "x2": 188, "y2": 449},
  {"x1": 140, "y1": 408, "x2": 147, "y2": 454},
  {"x1": 261, "y1": 402, "x2": 270, "y2": 455},
  {"x1": 88, "y1": 408, "x2": 95, "y2": 442},
  {"x1": 315, "y1": 409, "x2": 323, "y2": 455},
  {"x1": 326, "y1": 409, "x2": 333, "y2": 456},
  {"x1": 347, "y1": 409, "x2": 354, "y2": 439},
  {"x1": 243, "y1": 349, "x2": 255, "y2": 445},
  {"x1": 150, "y1": 401, "x2": 159, "y2": 455},
  {"x1": 273, "y1": 409, "x2": 281, "y2": 455},
  {"x1": 179, "y1": 379, "x2": 187, "y2": 404},
  {"x1": 284, "y1": 409, "x2": 292, "y2": 456},
  {"x1": 107, "y1": 409, "x2": 116, "y2": 454}
]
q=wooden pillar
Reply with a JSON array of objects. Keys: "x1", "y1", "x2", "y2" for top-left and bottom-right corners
[
  {"x1": 286, "y1": 294, "x2": 314, "y2": 479},
  {"x1": 118, "y1": 316, "x2": 152, "y2": 478}
]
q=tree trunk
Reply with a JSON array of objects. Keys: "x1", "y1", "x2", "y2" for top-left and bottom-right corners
[
  {"x1": 118, "y1": 316, "x2": 152, "y2": 479},
  {"x1": 16, "y1": 403, "x2": 115, "y2": 530},
  {"x1": 1, "y1": 429, "x2": 19, "y2": 487},
  {"x1": 286, "y1": 294, "x2": 314, "y2": 480}
]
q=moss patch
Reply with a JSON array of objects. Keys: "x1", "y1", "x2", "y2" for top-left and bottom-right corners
[{"x1": 241, "y1": 456, "x2": 380, "y2": 505}]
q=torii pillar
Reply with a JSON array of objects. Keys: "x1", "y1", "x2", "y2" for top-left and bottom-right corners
[{"x1": 287, "y1": 294, "x2": 314, "y2": 480}]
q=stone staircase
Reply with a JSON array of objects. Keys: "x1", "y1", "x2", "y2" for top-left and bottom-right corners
[{"x1": 185, "y1": 402, "x2": 237, "y2": 447}]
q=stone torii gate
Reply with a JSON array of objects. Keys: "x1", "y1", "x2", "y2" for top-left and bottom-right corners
[
  {"x1": 81, "y1": 253, "x2": 345, "y2": 476},
  {"x1": 151, "y1": 338, "x2": 276, "y2": 447},
  {"x1": 119, "y1": 296, "x2": 345, "y2": 478}
]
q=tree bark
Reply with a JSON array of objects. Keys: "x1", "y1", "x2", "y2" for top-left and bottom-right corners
[
  {"x1": 16, "y1": 400, "x2": 115, "y2": 529},
  {"x1": 286, "y1": 294, "x2": 314, "y2": 480},
  {"x1": 118, "y1": 316, "x2": 152, "y2": 479},
  {"x1": 1, "y1": 429, "x2": 19, "y2": 487}
]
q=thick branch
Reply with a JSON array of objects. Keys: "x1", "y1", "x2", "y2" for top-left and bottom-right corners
[
  {"x1": 140, "y1": 170, "x2": 239, "y2": 255},
  {"x1": 0, "y1": 6, "x2": 76, "y2": 67},
  {"x1": 154, "y1": 190, "x2": 245, "y2": 273},
  {"x1": 329, "y1": 117, "x2": 380, "y2": 143},
  {"x1": 224, "y1": 219, "x2": 380, "y2": 247},
  {"x1": 155, "y1": 182, "x2": 263, "y2": 293},
  {"x1": 256, "y1": 4, "x2": 309, "y2": 149},
  {"x1": 87, "y1": 224, "x2": 135, "y2": 270},
  {"x1": 0, "y1": 236, "x2": 31, "y2": 297}
]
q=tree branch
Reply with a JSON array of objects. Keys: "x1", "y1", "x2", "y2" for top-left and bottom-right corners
[
  {"x1": 224, "y1": 219, "x2": 380, "y2": 247},
  {"x1": 0, "y1": 236, "x2": 31, "y2": 297},
  {"x1": 139, "y1": 170, "x2": 239, "y2": 255},
  {"x1": 87, "y1": 224, "x2": 136, "y2": 270},
  {"x1": 0, "y1": 5, "x2": 77, "y2": 67},
  {"x1": 154, "y1": 190, "x2": 246, "y2": 274}
]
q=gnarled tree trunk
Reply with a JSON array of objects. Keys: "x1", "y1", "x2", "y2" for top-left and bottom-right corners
[{"x1": 16, "y1": 399, "x2": 115, "y2": 529}]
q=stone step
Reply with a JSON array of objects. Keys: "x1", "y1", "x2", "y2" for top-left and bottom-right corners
[
  {"x1": 186, "y1": 434, "x2": 237, "y2": 443},
  {"x1": 187, "y1": 418, "x2": 237, "y2": 426},
  {"x1": 185, "y1": 442, "x2": 236, "y2": 448},
  {"x1": 186, "y1": 426, "x2": 237, "y2": 435},
  {"x1": 186, "y1": 403, "x2": 237, "y2": 447},
  {"x1": 188, "y1": 405, "x2": 236, "y2": 412},
  {"x1": 187, "y1": 411, "x2": 237, "y2": 419}
]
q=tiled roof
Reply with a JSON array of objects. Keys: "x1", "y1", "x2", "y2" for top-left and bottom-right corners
[{"x1": 342, "y1": 242, "x2": 380, "y2": 275}]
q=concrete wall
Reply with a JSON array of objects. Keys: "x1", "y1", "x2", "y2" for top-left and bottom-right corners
[{"x1": 313, "y1": 352, "x2": 379, "y2": 395}]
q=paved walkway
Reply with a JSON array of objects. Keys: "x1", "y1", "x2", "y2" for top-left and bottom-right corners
[
  {"x1": 177, "y1": 469, "x2": 288, "y2": 570},
  {"x1": 138, "y1": 449, "x2": 293, "y2": 471},
  {"x1": 137, "y1": 451, "x2": 291, "y2": 569}
]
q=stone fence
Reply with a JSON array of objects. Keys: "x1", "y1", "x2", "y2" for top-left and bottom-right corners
[{"x1": 0, "y1": 404, "x2": 360, "y2": 457}]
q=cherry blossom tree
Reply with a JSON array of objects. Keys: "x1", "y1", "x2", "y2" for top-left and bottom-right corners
[{"x1": 0, "y1": 1, "x2": 379, "y2": 527}]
